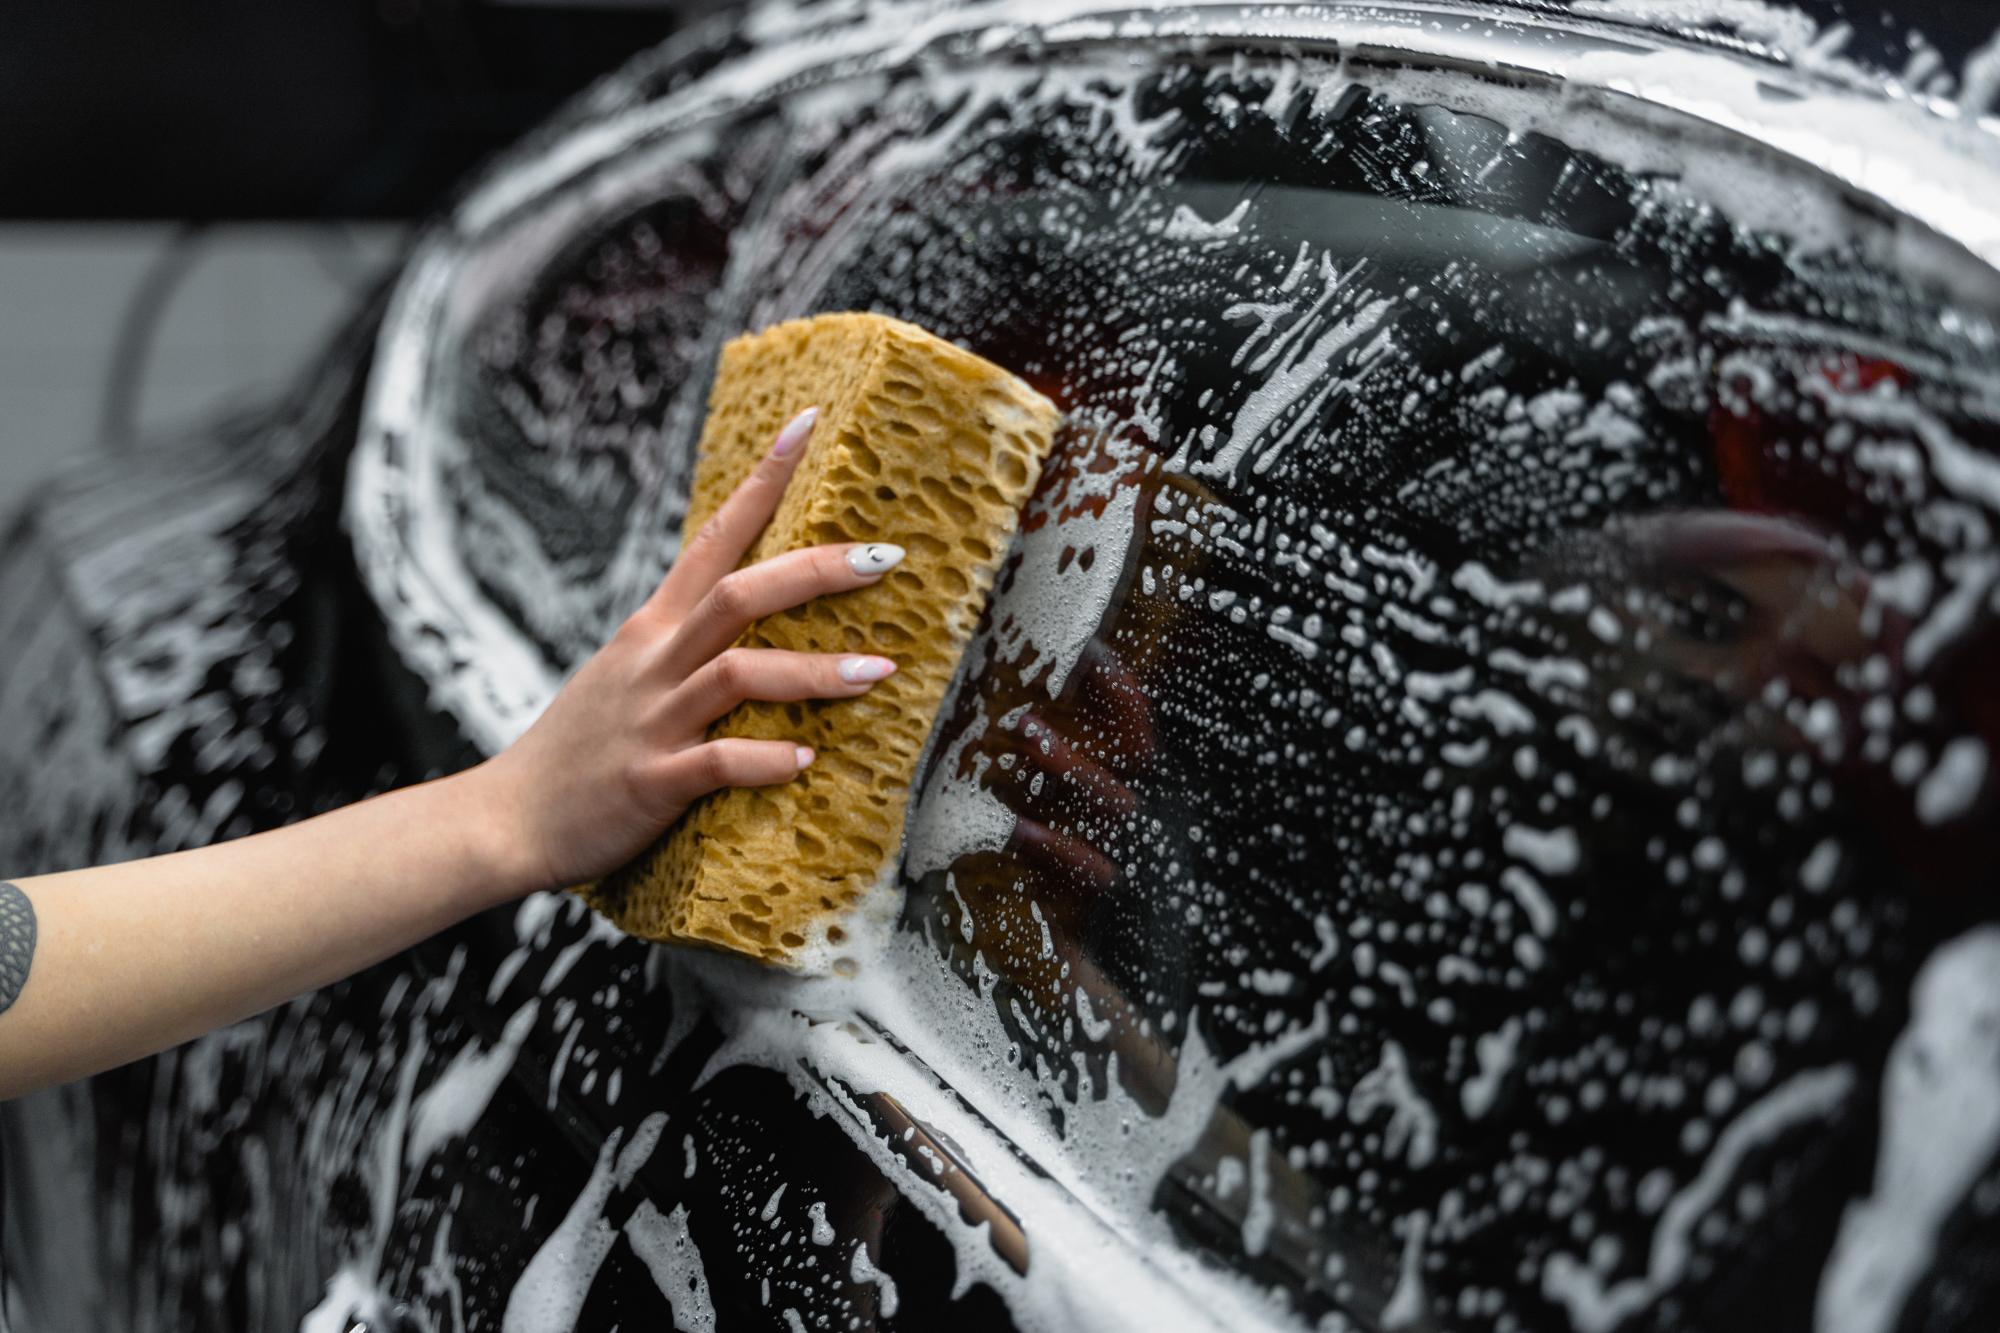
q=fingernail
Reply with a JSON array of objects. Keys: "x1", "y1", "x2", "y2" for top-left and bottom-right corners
[
  {"x1": 770, "y1": 406, "x2": 818, "y2": 460},
  {"x1": 794, "y1": 745, "x2": 815, "y2": 769},
  {"x1": 846, "y1": 543, "x2": 905, "y2": 576},
  {"x1": 839, "y1": 655, "x2": 897, "y2": 683}
]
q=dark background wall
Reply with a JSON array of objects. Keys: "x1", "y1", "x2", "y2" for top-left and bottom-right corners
[{"x1": 0, "y1": 0, "x2": 700, "y2": 220}]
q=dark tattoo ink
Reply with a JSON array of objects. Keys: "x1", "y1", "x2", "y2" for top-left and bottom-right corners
[{"x1": 0, "y1": 881, "x2": 34, "y2": 1015}]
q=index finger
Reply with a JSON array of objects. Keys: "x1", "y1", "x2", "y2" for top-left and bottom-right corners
[{"x1": 648, "y1": 406, "x2": 819, "y2": 623}]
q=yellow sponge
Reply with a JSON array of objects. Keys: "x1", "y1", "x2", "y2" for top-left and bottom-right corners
[{"x1": 582, "y1": 313, "x2": 1062, "y2": 965}]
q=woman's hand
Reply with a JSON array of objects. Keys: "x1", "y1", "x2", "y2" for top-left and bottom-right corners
[{"x1": 473, "y1": 406, "x2": 904, "y2": 894}]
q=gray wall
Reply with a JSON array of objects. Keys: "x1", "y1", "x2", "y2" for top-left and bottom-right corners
[{"x1": 0, "y1": 224, "x2": 403, "y2": 526}]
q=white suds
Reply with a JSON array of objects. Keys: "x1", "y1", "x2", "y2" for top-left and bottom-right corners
[
  {"x1": 406, "y1": 999, "x2": 540, "y2": 1170},
  {"x1": 1914, "y1": 737, "x2": 1987, "y2": 825},
  {"x1": 1543, "y1": 1066, "x2": 1854, "y2": 1331},
  {"x1": 502, "y1": 1115, "x2": 666, "y2": 1333},
  {"x1": 626, "y1": 1200, "x2": 718, "y2": 1333},
  {"x1": 1158, "y1": 197, "x2": 1251, "y2": 242},
  {"x1": 850, "y1": 1240, "x2": 902, "y2": 1318},
  {"x1": 1817, "y1": 928, "x2": 2000, "y2": 1333}
]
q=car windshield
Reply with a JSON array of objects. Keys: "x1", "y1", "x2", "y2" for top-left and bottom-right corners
[{"x1": 416, "y1": 41, "x2": 2000, "y2": 1332}]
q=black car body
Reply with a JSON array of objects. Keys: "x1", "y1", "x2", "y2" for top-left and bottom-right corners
[{"x1": 5, "y1": 2, "x2": 2000, "y2": 1330}]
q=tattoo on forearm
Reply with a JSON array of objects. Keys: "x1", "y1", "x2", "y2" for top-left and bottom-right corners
[{"x1": 0, "y1": 881, "x2": 34, "y2": 1015}]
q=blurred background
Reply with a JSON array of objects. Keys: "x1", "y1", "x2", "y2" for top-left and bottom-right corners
[{"x1": 0, "y1": 0, "x2": 706, "y2": 524}]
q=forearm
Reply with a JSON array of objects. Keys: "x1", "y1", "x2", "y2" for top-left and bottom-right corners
[{"x1": 0, "y1": 765, "x2": 534, "y2": 1100}]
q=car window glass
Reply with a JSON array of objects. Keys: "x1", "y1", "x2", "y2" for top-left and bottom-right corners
[
  {"x1": 713, "y1": 49, "x2": 2000, "y2": 1328},
  {"x1": 436, "y1": 117, "x2": 784, "y2": 666}
]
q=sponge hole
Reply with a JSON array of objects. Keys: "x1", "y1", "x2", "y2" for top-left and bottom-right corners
[
  {"x1": 920, "y1": 477, "x2": 977, "y2": 525},
  {"x1": 847, "y1": 440, "x2": 883, "y2": 475}
]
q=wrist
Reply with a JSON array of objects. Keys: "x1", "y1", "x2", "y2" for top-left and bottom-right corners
[{"x1": 430, "y1": 760, "x2": 550, "y2": 910}]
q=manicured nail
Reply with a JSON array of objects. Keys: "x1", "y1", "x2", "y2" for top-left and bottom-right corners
[
  {"x1": 770, "y1": 407, "x2": 818, "y2": 460},
  {"x1": 846, "y1": 543, "x2": 905, "y2": 576},
  {"x1": 839, "y1": 655, "x2": 897, "y2": 684},
  {"x1": 794, "y1": 745, "x2": 815, "y2": 769}
]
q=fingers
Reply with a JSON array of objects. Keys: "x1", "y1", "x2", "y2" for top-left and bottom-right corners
[
  {"x1": 1076, "y1": 641, "x2": 1157, "y2": 767},
  {"x1": 1011, "y1": 711, "x2": 1138, "y2": 818},
  {"x1": 645, "y1": 737, "x2": 814, "y2": 811},
  {"x1": 663, "y1": 542, "x2": 906, "y2": 674},
  {"x1": 1009, "y1": 816, "x2": 1121, "y2": 890},
  {"x1": 649, "y1": 407, "x2": 819, "y2": 623},
  {"x1": 671, "y1": 648, "x2": 898, "y2": 729}
]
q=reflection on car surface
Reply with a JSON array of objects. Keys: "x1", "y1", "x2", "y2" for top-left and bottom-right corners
[{"x1": 4, "y1": 1, "x2": 2000, "y2": 1330}]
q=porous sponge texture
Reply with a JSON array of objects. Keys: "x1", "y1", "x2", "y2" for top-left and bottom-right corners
[{"x1": 582, "y1": 313, "x2": 1061, "y2": 964}]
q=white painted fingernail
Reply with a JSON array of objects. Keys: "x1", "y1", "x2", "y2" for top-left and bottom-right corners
[
  {"x1": 839, "y1": 655, "x2": 897, "y2": 683},
  {"x1": 846, "y1": 543, "x2": 905, "y2": 576},
  {"x1": 769, "y1": 406, "x2": 818, "y2": 460},
  {"x1": 794, "y1": 746, "x2": 815, "y2": 769}
]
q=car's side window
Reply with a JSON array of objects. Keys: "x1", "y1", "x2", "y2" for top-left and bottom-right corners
[
  {"x1": 722, "y1": 51, "x2": 2000, "y2": 1327},
  {"x1": 437, "y1": 118, "x2": 786, "y2": 667}
]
